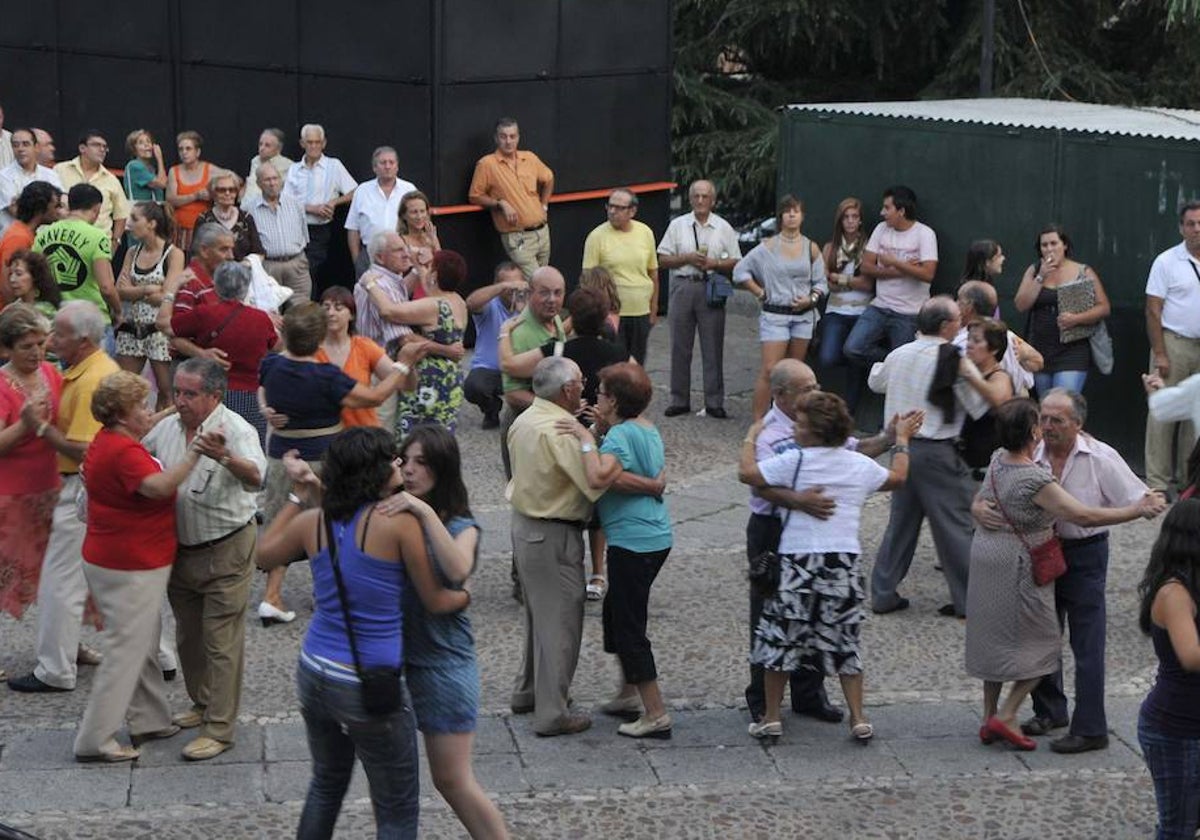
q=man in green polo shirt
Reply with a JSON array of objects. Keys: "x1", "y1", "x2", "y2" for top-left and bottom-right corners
[{"x1": 34, "y1": 184, "x2": 121, "y2": 339}]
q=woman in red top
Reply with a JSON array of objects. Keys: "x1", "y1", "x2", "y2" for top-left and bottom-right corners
[
  {"x1": 73, "y1": 371, "x2": 210, "y2": 762},
  {"x1": 166, "y1": 130, "x2": 214, "y2": 252},
  {"x1": 0, "y1": 305, "x2": 63, "y2": 648},
  {"x1": 171, "y1": 261, "x2": 278, "y2": 447}
]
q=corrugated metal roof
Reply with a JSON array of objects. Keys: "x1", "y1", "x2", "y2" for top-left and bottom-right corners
[{"x1": 785, "y1": 98, "x2": 1200, "y2": 141}]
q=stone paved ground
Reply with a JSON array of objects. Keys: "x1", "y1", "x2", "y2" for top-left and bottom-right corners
[{"x1": 0, "y1": 300, "x2": 1167, "y2": 837}]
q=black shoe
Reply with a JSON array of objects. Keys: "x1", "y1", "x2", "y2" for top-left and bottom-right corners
[
  {"x1": 793, "y1": 699, "x2": 845, "y2": 723},
  {"x1": 705, "y1": 407, "x2": 728, "y2": 419},
  {"x1": 1049, "y1": 733, "x2": 1109, "y2": 754},
  {"x1": 871, "y1": 597, "x2": 910, "y2": 615},
  {"x1": 8, "y1": 673, "x2": 71, "y2": 693},
  {"x1": 663, "y1": 405, "x2": 691, "y2": 417},
  {"x1": 511, "y1": 581, "x2": 524, "y2": 605},
  {"x1": 482, "y1": 413, "x2": 500, "y2": 430},
  {"x1": 937, "y1": 603, "x2": 965, "y2": 618},
  {"x1": 1020, "y1": 715, "x2": 1070, "y2": 736},
  {"x1": 162, "y1": 669, "x2": 177, "y2": 682}
]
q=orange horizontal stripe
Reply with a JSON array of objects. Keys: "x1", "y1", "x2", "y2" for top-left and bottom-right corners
[{"x1": 433, "y1": 181, "x2": 677, "y2": 216}]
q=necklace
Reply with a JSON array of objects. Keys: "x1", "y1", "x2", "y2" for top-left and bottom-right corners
[
  {"x1": 2, "y1": 363, "x2": 44, "y2": 399},
  {"x1": 779, "y1": 231, "x2": 801, "y2": 242}
]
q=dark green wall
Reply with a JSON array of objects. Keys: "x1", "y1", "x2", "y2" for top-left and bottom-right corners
[{"x1": 780, "y1": 109, "x2": 1200, "y2": 471}]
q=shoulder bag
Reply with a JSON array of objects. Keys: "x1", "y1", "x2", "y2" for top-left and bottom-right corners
[
  {"x1": 748, "y1": 450, "x2": 804, "y2": 599},
  {"x1": 323, "y1": 510, "x2": 404, "y2": 716},
  {"x1": 988, "y1": 469, "x2": 1066, "y2": 586}
]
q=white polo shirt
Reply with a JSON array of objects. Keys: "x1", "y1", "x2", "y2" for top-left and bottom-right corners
[
  {"x1": 283, "y1": 154, "x2": 358, "y2": 225},
  {"x1": 0, "y1": 161, "x2": 64, "y2": 232},
  {"x1": 344, "y1": 176, "x2": 417, "y2": 245},
  {"x1": 1146, "y1": 241, "x2": 1200, "y2": 339}
]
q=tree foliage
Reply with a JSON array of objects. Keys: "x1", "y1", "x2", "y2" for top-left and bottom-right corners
[{"x1": 673, "y1": 0, "x2": 1200, "y2": 222}]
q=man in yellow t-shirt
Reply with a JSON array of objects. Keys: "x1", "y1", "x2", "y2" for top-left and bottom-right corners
[{"x1": 581, "y1": 188, "x2": 659, "y2": 364}]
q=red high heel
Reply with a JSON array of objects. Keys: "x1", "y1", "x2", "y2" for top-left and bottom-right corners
[
  {"x1": 979, "y1": 725, "x2": 996, "y2": 745},
  {"x1": 985, "y1": 716, "x2": 1036, "y2": 751}
]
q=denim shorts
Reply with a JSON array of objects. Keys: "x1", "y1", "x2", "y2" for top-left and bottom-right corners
[{"x1": 759, "y1": 311, "x2": 815, "y2": 342}]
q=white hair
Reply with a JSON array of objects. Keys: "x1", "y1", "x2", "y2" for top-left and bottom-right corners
[
  {"x1": 368, "y1": 230, "x2": 399, "y2": 262},
  {"x1": 56, "y1": 300, "x2": 106, "y2": 344},
  {"x1": 299, "y1": 123, "x2": 326, "y2": 142},
  {"x1": 532, "y1": 357, "x2": 577, "y2": 400}
]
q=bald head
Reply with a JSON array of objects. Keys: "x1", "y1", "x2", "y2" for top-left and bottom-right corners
[
  {"x1": 529, "y1": 266, "x2": 566, "y2": 324},
  {"x1": 769, "y1": 359, "x2": 817, "y2": 418},
  {"x1": 957, "y1": 280, "x2": 997, "y2": 326}
]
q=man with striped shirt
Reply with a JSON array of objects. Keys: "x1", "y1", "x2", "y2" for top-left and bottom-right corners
[
  {"x1": 247, "y1": 162, "x2": 311, "y2": 302},
  {"x1": 142, "y1": 357, "x2": 266, "y2": 761}
]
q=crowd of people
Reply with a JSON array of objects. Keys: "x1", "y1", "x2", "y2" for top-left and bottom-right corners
[{"x1": 3, "y1": 100, "x2": 1200, "y2": 838}]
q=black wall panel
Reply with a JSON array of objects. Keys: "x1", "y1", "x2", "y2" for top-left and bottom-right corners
[
  {"x1": 297, "y1": 0, "x2": 430, "y2": 81},
  {"x1": 59, "y1": 55, "x2": 174, "y2": 160},
  {"x1": 436, "y1": 80, "x2": 557, "y2": 202},
  {"x1": 0, "y1": 49, "x2": 60, "y2": 135},
  {"x1": 299, "y1": 77, "x2": 431, "y2": 185},
  {"x1": 181, "y1": 0, "x2": 298, "y2": 69},
  {"x1": 180, "y1": 66, "x2": 298, "y2": 172},
  {"x1": 560, "y1": 1, "x2": 671, "y2": 75},
  {"x1": 440, "y1": 0, "x2": 558, "y2": 82},
  {"x1": 0, "y1": 8, "x2": 56, "y2": 49},
  {"x1": 557, "y1": 73, "x2": 671, "y2": 191},
  {"x1": 58, "y1": 0, "x2": 169, "y2": 60}
]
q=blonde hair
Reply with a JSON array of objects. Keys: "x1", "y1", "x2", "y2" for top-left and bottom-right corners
[
  {"x1": 579, "y1": 266, "x2": 620, "y2": 315},
  {"x1": 91, "y1": 371, "x2": 150, "y2": 427},
  {"x1": 125, "y1": 129, "x2": 153, "y2": 159}
]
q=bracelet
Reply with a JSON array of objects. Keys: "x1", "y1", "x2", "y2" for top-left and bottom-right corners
[
  {"x1": 892, "y1": 444, "x2": 910, "y2": 455},
  {"x1": 580, "y1": 442, "x2": 596, "y2": 454},
  {"x1": 287, "y1": 492, "x2": 303, "y2": 507},
  {"x1": 162, "y1": 292, "x2": 175, "y2": 302},
  {"x1": 396, "y1": 362, "x2": 412, "y2": 376}
]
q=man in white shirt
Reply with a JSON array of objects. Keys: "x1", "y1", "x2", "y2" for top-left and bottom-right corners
[
  {"x1": 658, "y1": 179, "x2": 741, "y2": 419},
  {"x1": 1144, "y1": 200, "x2": 1200, "y2": 492},
  {"x1": 867, "y1": 295, "x2": 987, "y2": 618},
  {"x1": 0, "y1": 128, "x2": 64, "y2": 233},
  {"x1": 143, "y1": 358, "x2": 266, "y2": 762},
  {"x1": 283, "y1": 124, "x2": 357, "y2": 284},
  {"x1": 242, "y1": 128, "x2": 294, "y2": 205},
  {"x1": 844, "y1": 185, "x2": 938, "y2": 368},
  {"x1": 345, "y1": 146, "x2": 416, "y2": 278}
]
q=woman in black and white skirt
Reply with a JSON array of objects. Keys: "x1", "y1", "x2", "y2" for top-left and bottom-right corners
[{"x1": 737, "y1": 392, "x2": 914, "y2": 742}]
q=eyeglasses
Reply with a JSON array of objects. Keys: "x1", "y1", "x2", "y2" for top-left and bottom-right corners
[{"x1": 213, "y1": 186, "x2": 238, "y2": 194}]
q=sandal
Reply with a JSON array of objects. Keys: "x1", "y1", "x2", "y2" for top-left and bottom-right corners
[
  {"x1": 586, "y1": 574, "x2": 607, "y2": 601},
  {"x1": 850, "y1": 721, "x2": 874, "y2": 743}
]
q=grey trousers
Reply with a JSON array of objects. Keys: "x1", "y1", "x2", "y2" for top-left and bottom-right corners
[
  {"x1": 869, "y1": 437, "x2": 973, "y2": 615},
  {"x1": 509, "y1": 512, "x2": 586, "y2": 731},
  {"x1": 263, "y1": 253, "x2": 313, "y2": 304},
  {"x1": 668, "y1": 276, "x2": 726, "y2": 410},
  {"x1": 74, "y1": 563, "x2": 174, "y2": 756}
]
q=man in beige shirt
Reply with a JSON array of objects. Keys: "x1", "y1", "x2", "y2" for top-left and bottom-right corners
[{"x1": 54, "y1": 130, "x2": 129, "y2": 248}]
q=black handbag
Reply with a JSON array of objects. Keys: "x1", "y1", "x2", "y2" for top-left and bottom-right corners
[
  {"x1": 747, "y1": 451, "x2": 803, "y2": 599},
  {"x1": 323, "y1": 512, "x2": 404, "y2": 716}
]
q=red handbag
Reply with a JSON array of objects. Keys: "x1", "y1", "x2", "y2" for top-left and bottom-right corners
[{"x1": 988, "y1": 470, "x2": 1067, "y2": 587}]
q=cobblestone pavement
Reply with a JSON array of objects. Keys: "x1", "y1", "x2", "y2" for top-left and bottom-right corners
[{"x1": 0, "y1": 301, "x2": 1167, "y2": 837}]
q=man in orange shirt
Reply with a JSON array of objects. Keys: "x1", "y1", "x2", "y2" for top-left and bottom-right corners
[
  {"x1": 0, "y1": 181, "x2": 63, "y2": 304},
  {"x1": 468, "y1": 117, "x2": 554, "y2": 279}
]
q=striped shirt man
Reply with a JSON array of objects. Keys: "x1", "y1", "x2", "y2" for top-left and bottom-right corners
[{"x1": 245, "y1": 192, "x2": 309, "y2": 259}]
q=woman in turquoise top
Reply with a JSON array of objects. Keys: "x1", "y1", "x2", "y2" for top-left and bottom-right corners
[
  {"x1": 557, "y1": 361, "x2": 673, "y2": 740},
  {"x1": 390, "y1": 424, "x2": 509, "y2": 839}
]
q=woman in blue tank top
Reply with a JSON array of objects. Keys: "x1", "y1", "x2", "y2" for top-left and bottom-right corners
[
  {"x1": 1137, "y1": 499, "x2": 1200, "y2": 840},
  {"x1": 388, "y1": 425, "x2": 509, "y2": 839},
  {"x1": 257, "y1": 427, "x2": 469, "y2": 840}
]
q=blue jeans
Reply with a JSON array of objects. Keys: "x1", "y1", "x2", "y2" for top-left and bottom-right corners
[
  {"x1": 1033, "y1": 369, "x2": 1087, "y2": 396},
  {"x1": 1139, "y1": 713, "x2": 1200, "y2": 839},
  {"x1": 817, "y1": 312, "x2": 867, "y2": 413},
  {"x1": 843, "y1": 306, "x2": 918, "y2": 367},
  {"x1": 296, "y1": 661, "x2": 420, "y2": 840}
]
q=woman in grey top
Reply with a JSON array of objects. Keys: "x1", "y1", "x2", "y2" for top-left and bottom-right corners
[{"x1": 734, "y1": 194, "x2": 827, "y2": 417}]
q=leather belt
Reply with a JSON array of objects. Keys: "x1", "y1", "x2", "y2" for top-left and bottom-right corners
[
  {"x1": 537, "y1": 516, "x2": 585, "y2": 529},
  {"x1": 1059, "y1": 532, "x2": 1108, "y2": 549},
  {"x1": 179, "y1": 520, "x2": 255, "y2": 551},
  {"x1": 522, "y1": 223, "x2": 547, "y2": 232},
  {"x1": 265, "y1": 253, "x2": 303, "y2": 261},
  {"x1": 762, "y1": 303, "x2": 805, "y2": 315}
]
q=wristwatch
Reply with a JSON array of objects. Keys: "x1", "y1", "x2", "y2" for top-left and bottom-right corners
[
  {"x1": 580, "y1": 442, "x2": 596, "y2": 454},
  {"x1": 287, "y1": 492, "x2": 303, "y2": 506},
  {"x1": 219, "y1": 454, "x2": 232, "y2": 468}
]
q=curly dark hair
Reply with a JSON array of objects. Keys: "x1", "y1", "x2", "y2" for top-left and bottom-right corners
[
  {"x1": 321, "y1": 427, "x2": 398, "y2": 522},
  {"x1": 567, "y1": 287, "x2": 609, "y2": 338},
  {"x1": 1138, "y1": 499, "x2": 1200, "y2": 634},
  {"x1": 399, "y1": 425, "x2": 471, "y2": 522},
  {"x1": 431, "y1": 250, "x2": 467, "y2": 293},
  {"x1": 995, "y1": 397, "x2": 1039, "y2": 451},
  {"x1": 801, "y1": 391, "x2": 852, "y2": 447},
  {"x1": 6, "y1": 250, "x2": 61, "y2": 309},
  {"x1": 599, "y1": 362, "x2": 652, "y2": 419}
]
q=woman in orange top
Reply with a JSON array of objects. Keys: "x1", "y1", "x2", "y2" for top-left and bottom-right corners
[
  {"x1": 166, "y1": 130, "x2": 213, "y2": 252},
  {"x1": 314, "y1": 287, "x2": 426, "y2": 428}
]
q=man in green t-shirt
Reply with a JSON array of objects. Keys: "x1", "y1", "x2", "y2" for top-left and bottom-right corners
[{"x1": 34, "y1": 183, "x2": 121, "y2": 336}]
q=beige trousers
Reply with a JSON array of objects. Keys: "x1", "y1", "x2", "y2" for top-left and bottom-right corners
[{"x1": 1145, "y1": 330, "x2": 1200, "y2": 490}]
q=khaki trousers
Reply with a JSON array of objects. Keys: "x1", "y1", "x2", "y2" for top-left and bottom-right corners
[
  {"x1": 168, "y1": 522, "x2": 257, "y2": 743},
  {"x1": 510, "y1": 512, "x2": 585, "y2": 732},
  {"x1": 263, "y1": 253, "x2": 313, "y2": 304},
  {"x1": 500, "y1": 225, "x2": 551, "y2": 280},
  {"x1": 34, "y1": 476, "x2": 89, "y2": 689},
  {"x1": 1145, "y1": 330, "x2": 1200, "y2": 490},
  {"x1": 74, "y1": 562, "x2": 173, "y2": 756}
]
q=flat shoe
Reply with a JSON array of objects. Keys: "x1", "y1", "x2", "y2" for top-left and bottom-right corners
[
  {"x1": 7, "y1": 673, "x2": 71, "y2": 693},
  {"x1": 598, "y1": 694, "x2": 642, "y2": 719},
  {"x1": 172, "y1": 707, "x2": 205, "y2": 729},
  {"x1": 76, "y1": 644, "x2": 103, "y2": 666},
  {"x1": 182, "y1": 736, "x2": 232, "y2": 761},
  {"x1": 851, "y1": 721, "x2": 874, "y2": 742},
  {"x1": 76, "y1": 745, "x2": 139, "y2": 763},
  {"x1": 1020, "y1": 714, "x2": 1069, "y2": 736},
  {"x1": 618, "y1": 713, "x2": 672, "y2": 739},
  {"x1": 663, "y1": 405, "x2": 691, "y2": 417},
  {"x1": 985, "y1": 715, "x2": 1036, "y2": 751},
  {"x1": 748, "y1": 720, "x2": 782, "y2": 739},
  {"x1": 586, "y1": 574, "x2": 607, "y2": 601},
  {"x1": 1050, "y1": 733, "x2": 1109, "y2": 754},
  {"x1": 793, "y1": 700, "x2": 845, "y2": 723},
  {"x1": 535, "y1": 713, "x2": 592, "y2": 737},
  {"x1": 257, "y1": 602, "x2": 296, "y2": 626},
  {"x1": 131, "y1": 725, "x2": 181, "y2": 747},
  {"x1": 871, "y1": 597, "x2": 910, "y2": 615}
]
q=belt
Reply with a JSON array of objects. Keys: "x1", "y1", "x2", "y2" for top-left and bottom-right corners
[
  {"x1": 537, "y1": 516, "x2": 586, "y2": 529},
  {"x1": 522, "y1": 223, "x2": 546, "y2": 232},
  {"x1": 1059, "y1": 532, "x2": 1108, "y2": 549},
  {"x1": 179, "y1": 519, "x2": 255, "y2": 551},
  {"x1": 1164, "y1": 329, "x2": 1200, "y2": 342},
  {"x1": 762, "y1": 303, "x2": 808, "y2": 315},
  {"x1": 59, "y1": 471, "x2": 79, "y2": 478},
  {"x1": 913, "y1": 437, "x2": 956, "y2": 444},
  {"x1": 265, "y1": 252, "x2": 303, "y2": 262},
  {"x1": 272, "y1": 423, "x2": 343, "y2": 439}
]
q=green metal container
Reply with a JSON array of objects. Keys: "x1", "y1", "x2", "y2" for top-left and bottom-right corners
[{"x1": 780, "y1": 99, "x2": 1200, "y2": 471}]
